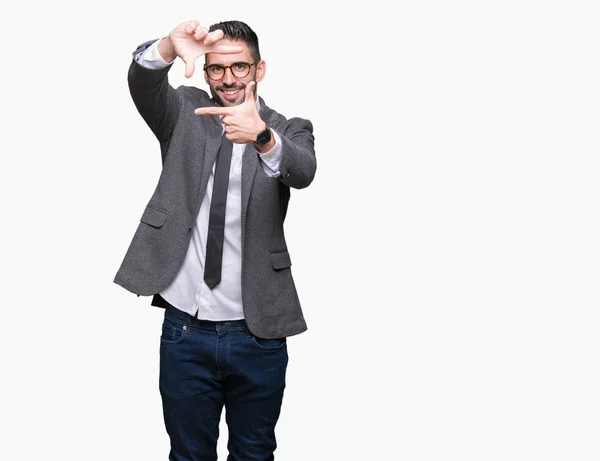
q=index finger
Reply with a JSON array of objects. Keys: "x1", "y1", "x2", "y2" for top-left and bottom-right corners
[
  {"x1": 194, "y1": 106, "x2": 234, "y2": 116},
  {"x1": 207, "y1": 44, "x2": 244, "y2": 54},
  {"x1": 203, "y1": 30, "x2": 244, "y2": 54},
  {"x1": 202, "y1": 29, "x2": 224, "y2": 46}
]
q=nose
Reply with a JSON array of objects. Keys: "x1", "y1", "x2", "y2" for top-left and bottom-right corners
[{"x1": 222, "y1": 66, "x2": 236, "y2": 85}]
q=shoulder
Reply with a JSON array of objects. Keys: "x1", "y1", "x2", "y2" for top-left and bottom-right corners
[
  {"x1": 260, "y1": 99, "x2": 313, "y2": 135},
  {"x1": 283, "y1": 116, "x2": 313, "y2": 133}
]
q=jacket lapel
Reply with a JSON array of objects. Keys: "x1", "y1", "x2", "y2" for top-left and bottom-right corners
[
  {"x1": 242, "y1": 97, "x2": 281, "y2": 237},
  {"x1": 240, "y1": 97, "x2": 278, "y2": 244}
]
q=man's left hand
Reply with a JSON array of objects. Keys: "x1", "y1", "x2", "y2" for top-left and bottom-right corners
[{"x1": 194, "y1": 82, "x2": 265, "y2": 144}]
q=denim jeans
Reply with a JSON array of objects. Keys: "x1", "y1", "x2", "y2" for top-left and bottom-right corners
[{"x1": 159, "y1": 304, "x2": 288, "y2": 461}]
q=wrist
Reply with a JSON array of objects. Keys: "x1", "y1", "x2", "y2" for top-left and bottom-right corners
[
  {"x1": 255, "y1": 121, "x2": 267, "y2": 140},
  {"x1": 254, "y1": 123, "x2": 273, "y2": 151},
  {"x1": 158, "y1": 36, "x2": 177, "y2": 63}
]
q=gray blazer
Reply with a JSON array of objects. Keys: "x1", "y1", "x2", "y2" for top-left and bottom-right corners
[{"x1": 113, "y1": 41, "x2": 317, "y2": 339}]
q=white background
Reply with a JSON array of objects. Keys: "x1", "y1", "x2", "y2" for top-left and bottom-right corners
[{"x1": 1, "y1": 0, "x2": 599, "y2": 459}]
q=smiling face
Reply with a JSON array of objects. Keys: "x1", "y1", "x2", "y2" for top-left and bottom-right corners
[{"x1": 204, "y1": 39, "x2": 266, "y2": 107}]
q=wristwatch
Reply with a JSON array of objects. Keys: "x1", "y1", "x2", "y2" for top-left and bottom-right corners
[{"x1": 255, "y1": 126, "x2": 272, "y2": 148}]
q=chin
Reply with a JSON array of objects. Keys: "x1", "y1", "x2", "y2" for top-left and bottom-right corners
[{"x1": 216, "y1": 95, "x2": 241, "y2": 107}]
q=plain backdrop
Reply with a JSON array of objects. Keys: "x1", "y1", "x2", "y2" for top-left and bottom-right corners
[{"x1": 1, "y1": 0, "x2": 599, "y2": 460}]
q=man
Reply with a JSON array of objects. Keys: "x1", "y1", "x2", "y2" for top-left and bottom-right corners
[{"x1": 113, "y1": 19, "x2": 316, "y2": 461}]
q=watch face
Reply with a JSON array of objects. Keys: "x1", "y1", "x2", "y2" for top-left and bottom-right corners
[{"x1": 257, "y1": 129, "x2": 271, "y2": 146}]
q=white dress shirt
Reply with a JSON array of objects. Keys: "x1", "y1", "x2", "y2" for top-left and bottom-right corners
[{"x1": 136, "y1": 39, "x2": 282, "y2": 320}]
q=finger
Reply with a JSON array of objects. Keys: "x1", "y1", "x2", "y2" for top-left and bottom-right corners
[
  {"x1": 184, "y1": 20, "x2": 199, "y2": 34},
  {"x1": 244, "y1": 81, "x2": 256, "y2": 104},
  {"x1": 194, "y1": 27, "x2": 209, "y2": 41},
  {"x1": 194, "y1": 106, "x2": 234, "y2": 116},
  {"x1": 221, "y1": 115, "x2": 234, "y2": 126},
  {"x1": 208, "y1": 44, "x2": 244, "y2": 54},
  {"x1": 224, "y1": 125, "x2": 235, "y2": 134},
  {"x1": 203, "y1": 29, "x2": 224, "y2": 46}
]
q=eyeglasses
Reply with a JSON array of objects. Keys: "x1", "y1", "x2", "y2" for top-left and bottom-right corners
[{"x1": 203, "y1": 62, "x2": 256, "y2": 81}]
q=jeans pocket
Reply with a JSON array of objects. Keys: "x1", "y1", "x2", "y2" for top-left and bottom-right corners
[
  {"x1": 160, "y1": 317, "x2": 187, "y2": 344},
  {"x1": 251, "y1": 335, "x2": 287, "y2": 350}
]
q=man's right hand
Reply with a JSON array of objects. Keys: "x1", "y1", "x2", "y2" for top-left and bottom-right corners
[{"x1": 159, "y1": 20, "x2": 243, "y2": 78}]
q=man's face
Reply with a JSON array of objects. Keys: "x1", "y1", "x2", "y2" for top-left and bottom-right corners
[{"x1": 204, "y1": 39, "x2": 265, "y2": 107}]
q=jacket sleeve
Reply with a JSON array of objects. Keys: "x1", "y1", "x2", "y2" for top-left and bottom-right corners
[
  {"x1": 127, "y1": 40, "x2": 181, "y2": 143},
  {"x1": 277, "y1": 117, "x2": 317, "y2": 189}
]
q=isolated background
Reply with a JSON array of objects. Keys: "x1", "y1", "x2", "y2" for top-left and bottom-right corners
[{"x1": 2, "y1": 0, "x2": 599, "y2": 459}]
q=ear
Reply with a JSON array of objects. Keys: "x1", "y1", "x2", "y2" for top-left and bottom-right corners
[{"x1": 255, "y1": 60, "x2": 266, "y2": 83}]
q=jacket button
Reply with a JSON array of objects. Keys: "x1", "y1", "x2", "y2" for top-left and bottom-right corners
[{"x1": 285, "y1": 172, "x2": 291, "y2": 179}]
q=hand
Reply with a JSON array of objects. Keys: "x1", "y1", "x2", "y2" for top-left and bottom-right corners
[
  {"x1": 167, "y1": 20, "x2": 243, "y2": 78},
  {"x1": 194, "y1": 82, "x2": 266, "y2": 144}
]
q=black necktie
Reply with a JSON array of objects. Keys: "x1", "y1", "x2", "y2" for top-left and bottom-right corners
[{"x1": 203, "y1": 135, "x2": 233, "y2": 289}]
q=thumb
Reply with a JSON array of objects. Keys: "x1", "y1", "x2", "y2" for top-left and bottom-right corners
[
  {"x1": 244, "y1": 81, "x2": 256, "y2": 104},
  {"x1": 184, "y1": 58, "x2": 196, "y2": 78}
]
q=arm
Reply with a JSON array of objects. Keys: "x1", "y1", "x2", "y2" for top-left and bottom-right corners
[
  {"x1": 128, "y1": 21, "x2": 244, "y2": 142},
  {"x1": 277, "y1": 117, "x2": 316, "y2": 189},
  {"x1": 194, "y1": 83, "x2": 316, "y2": 188},
  {"x1": 128, "y1": 39, "x2": 180, "y2": 143}
]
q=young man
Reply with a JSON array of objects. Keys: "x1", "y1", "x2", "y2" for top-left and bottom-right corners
[{"x1": 113, "y1": 19, "x2": 316, "y2": 461}]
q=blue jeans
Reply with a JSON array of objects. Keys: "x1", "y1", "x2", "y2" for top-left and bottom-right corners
[{"x1": 159, "y1": 304, "x2": 288, "y2": 461}]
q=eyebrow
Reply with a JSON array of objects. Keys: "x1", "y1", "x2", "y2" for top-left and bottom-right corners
[{"x1": 207, "y1": 61, "x2": 251, "y2": 66}]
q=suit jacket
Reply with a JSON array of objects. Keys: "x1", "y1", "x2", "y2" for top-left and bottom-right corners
[{"x1": 113, "y1": 41, "x2": 317, "y2": 339}]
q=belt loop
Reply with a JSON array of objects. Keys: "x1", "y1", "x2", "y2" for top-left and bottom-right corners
[{"x1": 185, "y1": 311, "x2": 192, "y2": 333}]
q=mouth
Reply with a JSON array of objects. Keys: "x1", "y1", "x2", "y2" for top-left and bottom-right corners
[{"x1": 218, "y1": 87, "x2": 243, "y2": 102}]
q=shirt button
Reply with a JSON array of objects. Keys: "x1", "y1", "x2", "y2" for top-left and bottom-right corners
[{"x1": 183, "y1": 325, "x2": 187, "y2": 330}]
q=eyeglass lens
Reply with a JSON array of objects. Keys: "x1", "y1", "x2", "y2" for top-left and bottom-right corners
[{"x1": 206, "y1": 63, "x2": 252, "y2": 80}]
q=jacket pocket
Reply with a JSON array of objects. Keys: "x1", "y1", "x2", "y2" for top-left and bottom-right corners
[
  {"x1": 140, "y1": 205, "x2": 168, "y2": 228},
  {"x1": 270, "y1": 250, "x2": 291, "y2": 270}
]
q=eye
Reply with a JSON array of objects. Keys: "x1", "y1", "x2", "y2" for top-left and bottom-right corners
[
  {"x1": 209, "y1": 65, "x2": 223, "y2": 72},
  {"x1": 234, "y1": 63, "x2": 248, "y2": 71}
]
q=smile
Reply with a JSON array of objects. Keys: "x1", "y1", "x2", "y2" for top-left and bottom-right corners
[{"x1": 219, "y1": 88, "x2": 243, "y2": 101}]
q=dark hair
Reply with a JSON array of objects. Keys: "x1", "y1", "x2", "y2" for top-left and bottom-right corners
[{"x1": 209, "y1": 20, "x2": 261, "y2": 62}]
